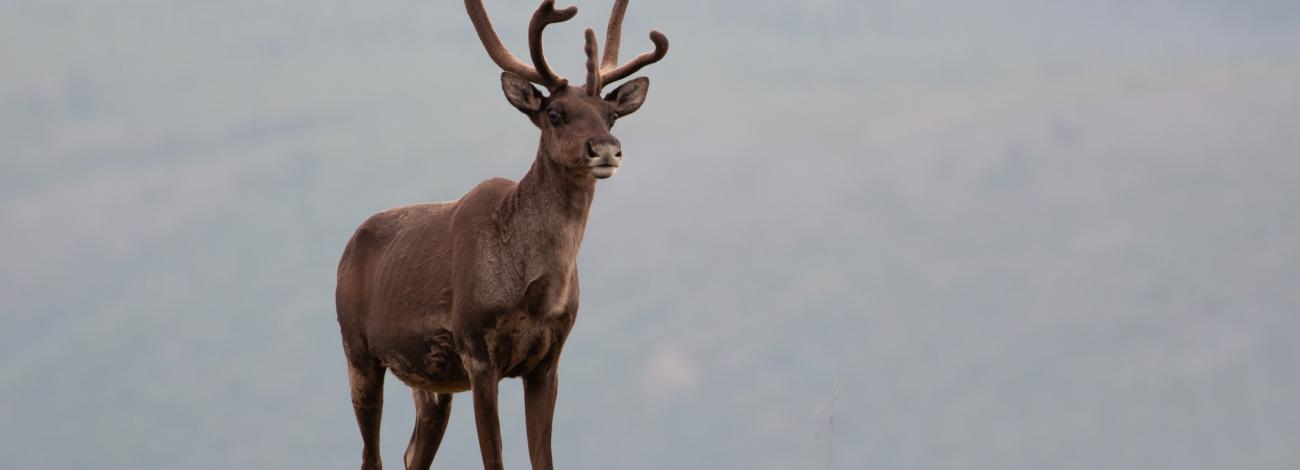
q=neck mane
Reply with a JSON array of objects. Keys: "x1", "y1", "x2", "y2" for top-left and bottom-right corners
[{"x1": 508, "y1": 147, "x2": 597, "y2": 249}]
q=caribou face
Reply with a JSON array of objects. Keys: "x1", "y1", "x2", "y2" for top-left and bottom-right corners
[
  {"x1": 501, "y1": 73, "x2": 650, "y2": 180},
  {"x1": 486, "y1": 2, "x2": 665, "y2": 182}
]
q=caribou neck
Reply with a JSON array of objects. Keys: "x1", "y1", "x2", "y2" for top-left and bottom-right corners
[{"x1": 508, "y1": 147, "x2": 596, "y2": 249}]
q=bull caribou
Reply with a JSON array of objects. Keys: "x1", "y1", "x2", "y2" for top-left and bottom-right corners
[{"x1": 334, "y1": 1, "x2": 669, "y2": 468}]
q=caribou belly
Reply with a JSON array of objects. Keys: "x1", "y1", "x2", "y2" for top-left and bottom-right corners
[{"x1": 381, "y1": 328, "x2": 471, "y2": 393}]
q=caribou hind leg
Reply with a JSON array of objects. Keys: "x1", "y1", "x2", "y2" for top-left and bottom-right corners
[
  {"x1": 403, "y1": 390, "x2": 454, "y2": 470},
  {"x1": 348, "y1": 359, "x2": 386, "y2": 470}
]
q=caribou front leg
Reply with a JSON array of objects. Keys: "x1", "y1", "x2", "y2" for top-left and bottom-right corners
[
  {"x1": 464, "y1": 347, "x2": 505, "y2": 470},
  {"x1": 523, "y1": 365, "x2": 559, "y2": 470}
]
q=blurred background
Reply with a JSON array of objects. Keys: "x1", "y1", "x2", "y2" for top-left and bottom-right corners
[{"x1": 3, "y1": 0, "x2": 1299, "y2": 468}]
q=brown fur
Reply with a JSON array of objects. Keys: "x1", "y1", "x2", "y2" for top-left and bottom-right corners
[{"x1": 335, "y1": 2, "x2": 667, "y2": 469}]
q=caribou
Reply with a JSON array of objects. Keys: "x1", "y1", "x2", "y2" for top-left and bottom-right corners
[{"x1": 334, "y1": 1, "x2": 668, "y2": 468}]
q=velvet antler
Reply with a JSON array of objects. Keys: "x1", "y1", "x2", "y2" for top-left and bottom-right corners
[
  {"x1": 528, "y1": 0, "x2": 578, "y2": 88},
  {"x1": 466, "y1": 0, "x2": 666, "y2": 92},
  {"x1": 584, "y1": 29, "x2": 601, "y2": 96},
  {"x1": 465, "y1": 0, "x2": 577, "y2": 90},
  {"x1": 598, "y1": 0, "x2": 668, "y2": 87}
]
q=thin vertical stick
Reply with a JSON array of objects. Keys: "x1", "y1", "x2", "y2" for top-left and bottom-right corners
[{"x1": 827, "y1": 377, "x2": 840, "y2": 470}]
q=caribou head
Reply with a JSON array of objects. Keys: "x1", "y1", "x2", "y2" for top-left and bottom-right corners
[{"x1": 467, "y1": 0, "x2": 668, "y2": 179}]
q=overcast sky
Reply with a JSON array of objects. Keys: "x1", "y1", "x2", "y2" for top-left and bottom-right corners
[{"x1": 3, "y1": 1, "x2": 1299, "y2": 469}]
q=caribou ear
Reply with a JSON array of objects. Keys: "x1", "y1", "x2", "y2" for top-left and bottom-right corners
[
  {"x1": 604, "y1": 77, "x2": 649, "y2": 117},
  {"x1": 501, "y1": 72, "x2": 543, "y2": 115}
]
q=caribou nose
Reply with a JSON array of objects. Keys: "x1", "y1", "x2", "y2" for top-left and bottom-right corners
[{"x1": 587, "y1": 137, "x2": 622, "y2": 160}]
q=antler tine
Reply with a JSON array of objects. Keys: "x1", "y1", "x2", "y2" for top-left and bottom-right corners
[
  {"x1": 599, "y1": 30, "x2": 668, "y2": 86},
  {"x1": 600, "y1": 0, "x2": 629, "y2": 71},
  {"x1": 528, "y1": 0, "x2": 578, "y2": 89},
  {"x1": 464, "y1": 0, "x2": 544, "y2": 84},
  {"x1": 584, "y1": 29, "x2": 601, "y2": 96}
]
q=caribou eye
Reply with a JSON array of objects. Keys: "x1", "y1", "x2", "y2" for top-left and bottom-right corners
[{"x1": 547, "y1": 109, "x2": 565, "y2": 126}]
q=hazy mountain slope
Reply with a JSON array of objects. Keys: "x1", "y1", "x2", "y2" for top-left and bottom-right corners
[{"x1": 2, "y1": 1, "x2": 1298, "y2": 468}]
